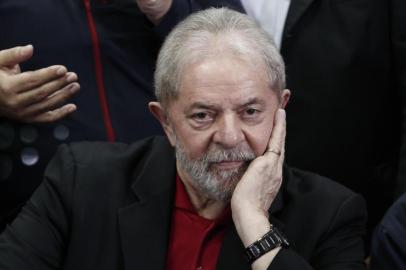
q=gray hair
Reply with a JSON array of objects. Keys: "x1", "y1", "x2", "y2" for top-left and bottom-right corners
[{"x1": 154, "y1": 7, "x2": 286, "y2": 107}]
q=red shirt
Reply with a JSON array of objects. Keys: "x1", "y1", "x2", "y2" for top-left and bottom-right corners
[{"x1": 166, "y1": 175, "x2": 232, "y2": 270}]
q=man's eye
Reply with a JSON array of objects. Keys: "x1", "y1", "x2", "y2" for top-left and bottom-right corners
[
  {"x1": 192, "y1": 112, "x2": 208, "y2": 120},
  {"x1": 191, "y1": 112, "x2": 214, "y2": 123},
  {"x1": 242, "y1": 108, "x2": 262, "y2": 122},
  {"x1": 189, "y1": 111, "x2": 214, "y2": 128},
  {"x1": 245, "y1": 108, "x2": 258, "y2": 115},
  {"x1": 243, "y1": 108, "x2": 262, "y2": 117}
]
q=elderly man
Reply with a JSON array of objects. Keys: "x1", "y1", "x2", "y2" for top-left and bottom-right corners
[{"x1": 0, "y1": 8, "x2": 366, "y2": 270}]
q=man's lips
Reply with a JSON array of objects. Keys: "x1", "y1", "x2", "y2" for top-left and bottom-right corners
[{"x1": 212, "y1": 160, "x2": 245, "y2": 170}]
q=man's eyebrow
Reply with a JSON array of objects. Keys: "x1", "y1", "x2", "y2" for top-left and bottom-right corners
[
  {"x1": 239, "y1": 97, "x2": 266, "y2": 108},
  {"x1": 184, "y1": 98, "x2": 266, "y2": 113},
  {"x1": 187, "y1": 102, "x2": 220, "y2": 111}
]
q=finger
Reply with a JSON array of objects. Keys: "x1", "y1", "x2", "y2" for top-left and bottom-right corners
[
  {"x1": 266, "y1": 109, "x2": 286, "y2": 159},
  {"x1": 0, "y1": 45, "x2": 33, "y2": 67},
  {"x1": 16, "y1": 72, "x2": 78, "y2": 107},
  {"x1": 27, "y1": 104, "x2": 77, "y2": 123},
  {"x1": 276, "y1": 110, "x2": 287, "y2": 172},
  {"x1": 8, "y1": 64, "x2": 21, "y2": 75},
  {"x1": 11, "y1": 65, "x2": 68, "y2": 93},
  {"x1": 22, "y1": 83, "x2": 80, "y2": 116}
]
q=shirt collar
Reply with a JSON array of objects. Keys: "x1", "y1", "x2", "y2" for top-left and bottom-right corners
[{"x1": 175, "y1": 174, "x2": 231, "y2": 226}]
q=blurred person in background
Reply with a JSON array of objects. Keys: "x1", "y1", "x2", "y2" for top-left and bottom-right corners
[
  {"x1": 0, "y1": 0, "x2": 244, "y2": 231},
  {"x1": 240, "y1": 0, "x2": 406, "y2": 241}
]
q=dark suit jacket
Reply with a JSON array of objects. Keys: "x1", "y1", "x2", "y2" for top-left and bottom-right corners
[
  {"x1": 0, "y1": 137, "x2": 366, "y2": 269},
  {"x1": 279, "y1": 0, "x2": 406, "y2": 233}
]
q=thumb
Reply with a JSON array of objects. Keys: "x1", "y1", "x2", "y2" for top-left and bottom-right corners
[{"x1": 0, "y1": 45, "x2": 33, "y2": 67}]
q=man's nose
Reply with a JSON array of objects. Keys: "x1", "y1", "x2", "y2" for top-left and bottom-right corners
[{"x1": 212, "y1": 114, "x2": 245, "y2": 149}]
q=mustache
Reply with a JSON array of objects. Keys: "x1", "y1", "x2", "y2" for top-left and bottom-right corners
[{"x1": 203, "y1": 146, "x2": 256, "y2": 163}]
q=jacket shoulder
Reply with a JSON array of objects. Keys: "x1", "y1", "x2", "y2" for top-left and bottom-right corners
[
  {"x1": 65, "y1": 136, "x2": 157, "y2": 163},
  {"x1": 46, "y1": 136, "x2": 172, "y2": 191},
  {"x1": 281, "y1": 165, "x2": 367, "y2": 239},
  {"x1": 278, "y1": 166, "x2": 367, "y2": 264},
  {"x1": 284, "y1": 166, "x2": 360, "y2": 203}
]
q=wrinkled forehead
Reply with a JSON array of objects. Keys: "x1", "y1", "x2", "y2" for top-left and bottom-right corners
[
  {"x1": 174, "y1": 56, "x2": 276, "y2": 110},
  {"x1": 180, "y1": 30, "x2": 269, "y2": 75}
]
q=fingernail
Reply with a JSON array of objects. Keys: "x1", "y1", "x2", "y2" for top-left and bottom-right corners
[
  {"x1": 19, "y1": 45, "x2": 33, "y2": 58},
  {"x1": 56, "y1": 66, "x2": 67, "y2": 76},
  {"x1": 66, "y1": 72, "x2": 77, "y2": 83},
  {"x1": 66, "y1": 104, "x2": 77, "y2": 112},
  {"x1": 69, "y1": 83, "x2": 80, "y2": 92}
]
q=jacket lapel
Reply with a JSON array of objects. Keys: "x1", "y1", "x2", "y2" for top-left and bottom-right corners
[
  {"x1": 216, "y1": 225, "x2": 250, "y2": 270},
  {"x1": 283, "y1": 0, "x2": 316, "y2": 37},
  {"x1": 118, "y1": 137, "x2": 177, "y2": 270},
  {"x1": 215, "y1": 196, "x2": 286, "y2": 270}
]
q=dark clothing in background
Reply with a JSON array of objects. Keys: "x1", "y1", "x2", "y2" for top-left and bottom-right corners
[
  {"x1": 280, "y1": 0, "x2": 406, "y2": 235},
  {"x1": 0, "y1": 0, "x2": 244, "y2": 230},
  {"x1": 370, "y1": 193, "x2": 406, "y2": 270},
  {"x1": 0, "y1": 137, "x2": 367, "y2": 269}
]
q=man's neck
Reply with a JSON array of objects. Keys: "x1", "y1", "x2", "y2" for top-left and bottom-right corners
[{"x1": 177, "y1": 169, "x2": 227, "y2": 220}]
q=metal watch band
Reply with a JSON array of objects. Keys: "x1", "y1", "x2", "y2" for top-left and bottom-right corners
[{"x1": 245, "y1": 225, "x2": 290, "y2": 264}]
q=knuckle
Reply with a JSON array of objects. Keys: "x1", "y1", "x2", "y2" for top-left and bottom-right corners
[
  {"x1": 12, "y1": 47, "x2": 21, "y2": 58},
  {"x1": 56, "y1": 77, "x2": 68, "y2": 88},
  {"x1": 53, "y1": 90, "x2": 71, "y2": 103},
  {"x1": 0, "y1": 80, "x2": 13, "y2": 94},
  {"x1": 59, "y1": 90, "x2": 72, "y2": 100},
  {"x1": 27, "y1": 76, "x2": 39, "y2": 87},
  {"x1": 57, "y1": 85, "x2": 72, "y2": 97},
  {"x1": 36, "y1": 86, "x2": 57, "y2": 102},
  {"x1": 36, "y1": 87, "x2": 51, "y2": 100},
  {"x1": 41, "y1": 67, "x2": 57, "y2": 79},
  {"x1": 23, "y1": 71, "x2": 40, "y2": 87},
  {"x1": 45, "y1": 111, "x2": 59, "y2": 122},
  {"x1": 31, "y1": 102, "x2": 45, "y2": 114}
]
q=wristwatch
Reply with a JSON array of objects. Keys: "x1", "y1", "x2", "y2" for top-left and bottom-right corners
[{"x1": 245, "y1": 225, "x2": 290, "y2": 264}]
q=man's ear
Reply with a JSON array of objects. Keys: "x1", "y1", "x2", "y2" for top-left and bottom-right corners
[
  {"x1": 280, "y1": 89, "x2": 291, "y2": 109},
  {"x1": 148, "y1": 101, "x2": 176, "y2": 146}
]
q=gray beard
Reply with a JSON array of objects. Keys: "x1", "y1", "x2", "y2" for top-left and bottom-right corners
[{"x1": 175, "y1": 141, "x2": 256, "y2": 202}]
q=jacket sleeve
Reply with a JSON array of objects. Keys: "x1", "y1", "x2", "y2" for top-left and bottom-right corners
[
  {"x1": 154, "y1": 0, "x2": 245, "y2": 39},
  {"x1": 0, "y1": 144, "x2": 75, "y2": 270},
  {"x1": 268, "y1": 194, "x2": 367, "y2": 270}
]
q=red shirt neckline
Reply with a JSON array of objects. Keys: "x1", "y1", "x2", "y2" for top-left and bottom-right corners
[
  {"x1": 166, "y1": 175, "x2": 232, "y2": 270},
  {"x1": 174, "y1": 174, "x2": 232, "y2": 226}
]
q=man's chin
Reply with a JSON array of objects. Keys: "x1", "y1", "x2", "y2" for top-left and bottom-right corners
[
  {"x1": 211, "y1": 160, "x2": 251, "y2": 174},
  {"x1": 210, "y1": 168, "x2": 246, "y2": 185}
]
